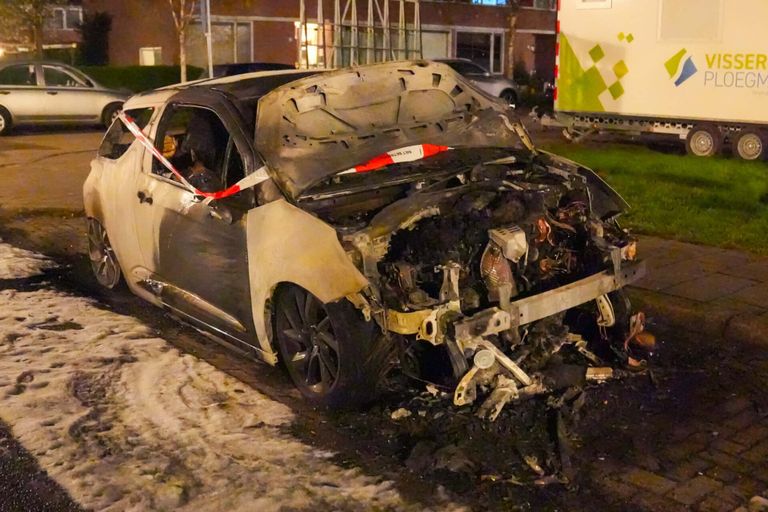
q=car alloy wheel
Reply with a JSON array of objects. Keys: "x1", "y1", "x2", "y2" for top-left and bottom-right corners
[
  {"x1": 0, "y1": 108, "x2": 11, "y2": 135},
  {"x1": 501, "y1": 90, "x2": 517, "y2": 107},
  {"x1": 275, "y1": 287, "x2": 341, "y2": 396},
  {"x1": 87, "y1": 219, "x2": 122, "y2": 289}
]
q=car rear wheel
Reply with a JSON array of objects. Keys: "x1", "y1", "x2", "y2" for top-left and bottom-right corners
[
  {"x1": 0, "y1": 107, "x2": 12, "y2": 136},
  {"x1": 686, "y1": 125, "x2": 722, "y2": 157},
  {"x1": 274, "y1": 285, "x2": 390, "y2": 408},
  {"x1": 500, "y1": 89, "x2": 517, "y2": 107},
  {"x1": 87, "y1": 219, "x2": 122, "y2": 289},
  {"x1": 102, "y1": 103, "x2": 122, "y2": 128},
  {"x1": 734, "y1": 130, "x2": 766, "y2": 161}
]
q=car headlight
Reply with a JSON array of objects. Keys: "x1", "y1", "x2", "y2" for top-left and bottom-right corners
[{"x1": 621, "y1": 241, "x2": 638, "y2": 261}]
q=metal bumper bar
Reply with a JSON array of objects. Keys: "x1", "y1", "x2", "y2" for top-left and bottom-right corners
[{"x1": 508, "y1": 261, "x2": 646, "y2": 327}]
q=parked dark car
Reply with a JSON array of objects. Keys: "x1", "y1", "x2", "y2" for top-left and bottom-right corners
[
  {"x1": 200, "y1": 62, "x2": 296, "y2": 79},
  {"x1": 84, "y1": 62, "x2": 646, "y2": 417},
  {"x1": 0, "y1": 61, "x2": 129, "y2": 135}
]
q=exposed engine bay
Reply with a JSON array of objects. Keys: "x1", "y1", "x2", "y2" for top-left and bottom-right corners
[{"x1": 300, "y1": 147, "x2": 649, "y2": 420}]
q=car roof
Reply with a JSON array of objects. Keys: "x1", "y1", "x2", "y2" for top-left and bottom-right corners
[
  {"x1": 129, "y1": 69, "x2": 323, "y2": 107},
  {"x1": 434, "y1": 58, "x2": 474, "y2": 63},
  {"x1": 0, "y1": 60, "x2": 79, "y2": 67},
  {"x1": 124, "y1": 69, "x2": 326, "y2": 134}
]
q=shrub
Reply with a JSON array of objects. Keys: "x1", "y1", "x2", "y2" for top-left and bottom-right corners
[
  {"x1": 78, "y1": 11, "x2": 112, "y2": 66},
  {"x1": 80, "y1": 65, "x2": 204, "y2": 93}
]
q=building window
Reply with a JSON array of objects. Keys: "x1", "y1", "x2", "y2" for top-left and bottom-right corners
[
  {"x1": 47, "y1": 7, "x2": 83, "y2": 30},
  {"x1": 188, "y1": 20, "x2": 253, "y2": 68},
  {"x1": 296, "y1": 22, "x2": 321, "y2": 67},
  {"x1": 422, "y1": 31, "x2": 450, "y2": 60},
  {"x1": 139, "y1": 47, "x2": 162, "y2": 66},
  {"x1": 532, "y1": 0, "x2": 556, "y2": 9},
  {"x1": 456, "y1": 31, "x2": 504, "y2": 74}
]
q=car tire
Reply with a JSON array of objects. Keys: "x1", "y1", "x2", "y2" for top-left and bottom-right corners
[
  {"x1": 734, "y1": 130, "x2": 766, "y2": 161},
  {"x1": 0, "y1": 107, "x2": 12, "y2": 136},
  {"x1": 274, "y1": 285, "x2": 392, "y2": 408},
  {"x1": 87, "y1": 218, "x2": 123, "y2": 289},
  {"x1": 500, "y1": 89, "x2": 517, "y2": 107},
  {"x1": 686, "y1": 125, "x2": 723, "y2": 157},
  {"x1": 101, "y1": 103, "x2": 123, "y2": 128}
]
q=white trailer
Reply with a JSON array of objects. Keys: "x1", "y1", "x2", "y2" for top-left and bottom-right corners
[{"x1": 552, "y1": 0, "x2": 768, "y2": 159}]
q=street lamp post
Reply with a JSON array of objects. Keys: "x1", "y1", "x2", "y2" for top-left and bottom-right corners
[{"x1": 201, "y1": 0, "x2": 214, "y2": 78}]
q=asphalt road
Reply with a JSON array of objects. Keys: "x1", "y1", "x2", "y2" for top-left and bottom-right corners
[{"x1": 0, "y1": 126, "x2": 766, "y2": 511}]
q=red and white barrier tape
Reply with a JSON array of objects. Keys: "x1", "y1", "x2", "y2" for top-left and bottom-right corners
[
  {"x1": 119, "y1": 113, "x2": 451, "y2": 198},
  {"x1": 336, "y1": 144, "x2": 452, "y2": 175},
  {"x1": 118, "y1": 112, "x2": 269, "y2": 200}
]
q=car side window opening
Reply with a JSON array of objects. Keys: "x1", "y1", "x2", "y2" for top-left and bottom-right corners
[
  {"x1": 448, "y1": 61, "x2": 487, "y2": 76},
  {"x1": 0, "y1": 64, "x2": 36, "y2": 86},
  {"x1": 42, "y1": 65, "x2": 88, "y2": 88},
  {"x1": 154, "y1": 105, "x2": 241, "y2": 193},
  {"x1": 98, "y1": 108, "x2": 154, "y2": 160}
]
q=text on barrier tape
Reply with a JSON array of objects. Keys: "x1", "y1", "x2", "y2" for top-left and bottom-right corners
[{"x1": 336, "y1": 144, "x2": 452, "y2": 175}]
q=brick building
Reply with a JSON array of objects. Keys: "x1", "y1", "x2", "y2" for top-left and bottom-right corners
[
  {"x1": 81, "y1": 1, "x2": 555, "y2": 80},
  {"x1": 0, "y1": 4, "x2": 84, "y2": 59}
]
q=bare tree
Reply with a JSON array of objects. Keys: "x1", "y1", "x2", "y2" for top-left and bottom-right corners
[
  {"x1": 168, "y1": 0, "x2": 197, "y2": 83},
  {"x1": 0, "y1": 0, "x2": 66, "y2": 58}
]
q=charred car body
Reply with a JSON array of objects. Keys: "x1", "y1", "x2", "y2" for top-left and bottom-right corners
[{"x1": 83, "y1": 62, "x2": 647, "y2": 418}]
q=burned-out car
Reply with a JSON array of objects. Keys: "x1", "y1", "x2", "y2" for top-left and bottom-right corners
[{"x1": 83, "y1": 62, "x2": 647, "y2": 417}]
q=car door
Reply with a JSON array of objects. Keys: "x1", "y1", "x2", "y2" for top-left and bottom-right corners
[
  {"x1": 40, "y1": 64, "x2": 101, "y2": 122},
  {"x1": 0, "y1": 63, "x2": 44, "y2": 122},
  {"x1": 133, "y1": 101, "x2": 257, "y2": 347},
  {"x1": 89, "y1": 107, "x2": 156, "y2": 284}
]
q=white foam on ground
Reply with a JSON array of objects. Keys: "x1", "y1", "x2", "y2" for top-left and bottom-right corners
[
  {"x1": 0, "y1": 255, "x2": 465, "y2": 512},
  {"x1": 0, "y1": 241, "x2": 57, "y2": 279}
]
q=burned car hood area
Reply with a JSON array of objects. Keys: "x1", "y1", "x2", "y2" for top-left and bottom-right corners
[
  {"x1": 250, "y1": 61, "x2": 649, "y2": 422},
  {"x1": 256, "y1": 61, "x2": 524, "y2": 198}
]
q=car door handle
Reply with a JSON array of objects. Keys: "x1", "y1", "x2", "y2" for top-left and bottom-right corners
[
  {"x1": 137, "y1": 191, "x2": 153, "y2": 205},
  {"x1": 0, "y1": 91, "x2": 9, "y2": 95},
  {"x1": 46, "y1": 91, "x2": 58, "y2": 95}
]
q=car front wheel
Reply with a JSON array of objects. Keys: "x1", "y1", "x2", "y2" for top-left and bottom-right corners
[
  {"x1": 274, "y1": 285, "x2": 390, "y2": 408},
  {"x1": 0, "y1": 107, "x2": 12, "y2": 136},
  {"x1": 87, "y1": 218, "x2": 123, "y2": 289},
  {"x1": 500, "y1": 89, "x2": 517, "y2": 107},
  {"x1": 101, "y1": 103, "x2": 122, "y2": 128}
]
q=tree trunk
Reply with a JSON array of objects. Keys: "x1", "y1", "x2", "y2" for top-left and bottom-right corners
[
  {"x1": 179, "y1": 27, "x2": 187, "y2": 83},
  {"x1": 33, "y1": 21, "x2": 44, "y2": 59},
  {"x1": 506, "y1": 14, "x2": 517, "y2": 80}
]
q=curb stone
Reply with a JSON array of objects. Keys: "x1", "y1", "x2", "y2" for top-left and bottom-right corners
[{"x1": 628, "y1": 288, "x2": 768, "y2": 350}]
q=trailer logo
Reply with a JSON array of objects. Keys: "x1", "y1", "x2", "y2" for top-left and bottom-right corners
[{"x1": 665, "y1": 49, "x2": 698, "y2": 87}]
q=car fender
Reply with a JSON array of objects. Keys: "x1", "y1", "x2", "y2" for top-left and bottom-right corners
[
  {"x1": 246, "y1": 199, "x2": 369, "y2": 363},
  {"x1": 539, "y1": 150, "x2": 630, "y2": 219},
  {"x1": 83, "y1": 143, "x2": 156, "y2": 303}
]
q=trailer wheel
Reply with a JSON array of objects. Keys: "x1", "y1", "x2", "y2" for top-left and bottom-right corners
[
  {"x1": 734, "y1": 130, "x2": 766, "y2": 161},
  {"x1": 686, "y1": 125, "x2": 722, "y2": 157}
]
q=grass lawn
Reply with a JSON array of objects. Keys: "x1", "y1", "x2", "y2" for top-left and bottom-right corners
[{"x1": 541, "y1": 142, "x2": 768, "y2": 255}]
